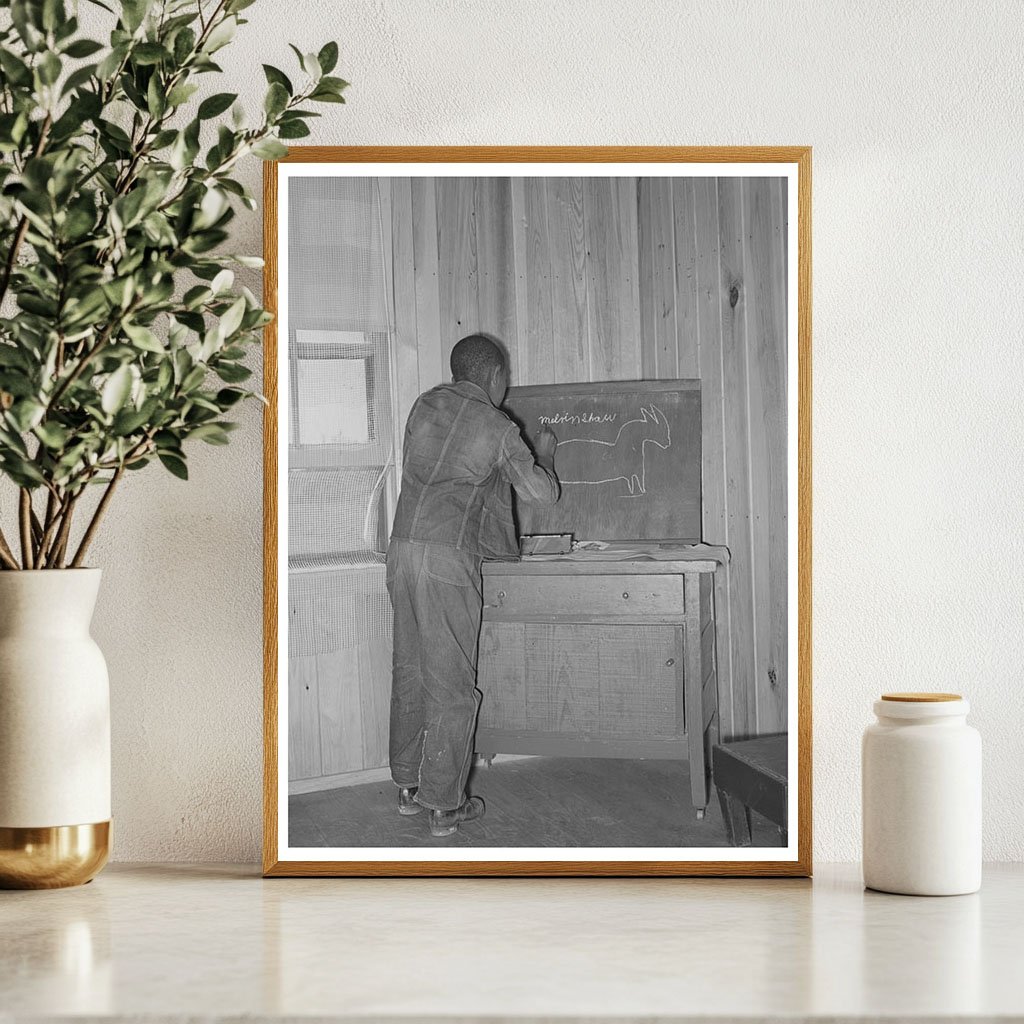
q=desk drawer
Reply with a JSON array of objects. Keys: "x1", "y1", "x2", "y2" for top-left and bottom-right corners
[{"x1": 483, "y1": 573, "x2": 683, "y2": 622}]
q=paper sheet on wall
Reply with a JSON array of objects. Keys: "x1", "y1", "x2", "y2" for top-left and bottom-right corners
[{"x1": 296, "y1": 357, "x2": 369, "y2": 445}]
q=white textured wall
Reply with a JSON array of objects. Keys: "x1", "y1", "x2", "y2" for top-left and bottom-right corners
[{"x1": 51, "y1": 0, "x2": 1024, "y2": 862}]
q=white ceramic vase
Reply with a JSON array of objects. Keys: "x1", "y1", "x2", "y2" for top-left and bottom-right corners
[
  {"x1": 0, "y1": 569, "x2": 111, "y2": 888},
  {"x1": 862, "y1": 692, "x2": 982, "y2": 896}
]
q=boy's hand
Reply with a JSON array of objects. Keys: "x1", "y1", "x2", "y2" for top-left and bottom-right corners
[{"x1": 535, "y1": 425, "x2": 557, "y2": 461}]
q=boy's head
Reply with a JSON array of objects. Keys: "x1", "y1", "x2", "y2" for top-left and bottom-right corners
[{"x1": 450, "y1": 334, "x2": 508, "y2": 406}]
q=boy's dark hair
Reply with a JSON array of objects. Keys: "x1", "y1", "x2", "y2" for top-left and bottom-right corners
[{"x1": 451, "y1": 334, "x2": 505, "y2": 387}]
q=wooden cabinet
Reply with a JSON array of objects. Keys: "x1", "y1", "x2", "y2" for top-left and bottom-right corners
[
  {"x1": 479, "y1": 622, "x2": 683, "y2": 753},
  {"x1": 476, "y1": 554, "x2": 724, "y2": 815},
  {"x1": 287, "y1": 563, "x2": 391, "y2": 791}
]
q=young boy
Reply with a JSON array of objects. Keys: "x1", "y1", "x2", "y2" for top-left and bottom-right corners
[{"x1": 386, "y1": 335, "x2": 559, "y2": 836}]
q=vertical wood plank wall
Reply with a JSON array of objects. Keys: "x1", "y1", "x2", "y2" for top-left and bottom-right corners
[{"x1": 387, "y1": 176, "x2": 788, "y2": 740}]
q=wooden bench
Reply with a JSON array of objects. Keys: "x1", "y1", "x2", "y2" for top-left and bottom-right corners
[{"x1": 712, "y1": 734, "x2": 788, "y2": 846}]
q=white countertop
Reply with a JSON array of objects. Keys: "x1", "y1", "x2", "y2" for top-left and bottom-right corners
[{"x1": 1, "y1": 862, "x2": 1021, "y2": 1020}]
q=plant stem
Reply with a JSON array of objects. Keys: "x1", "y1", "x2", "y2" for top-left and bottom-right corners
[
  {"x1": 70, "y1": 466, "x2": 123, "y2": 568},
  {"x1": 45, "y1": 493, "x2": 78, "y2": 569},
  {"x1": 29, "y1": 506, "x2": 43, "y2": 549},
  {"x1": 36, "y1": 487, "x2": 65, "y2": 566},
  {"x1": 0, "y1": 216, "x2": 30, "y2": 310},
  {"x1": 46, "y1": 298, "x2": 139, "y2": 414},
  {"x1": 0, "y1": 526, "x2": 19, "y2": 570},
  {"x1": 0, "y1": 113, "x2": 52, "y2": 309},
  {"x1": 18, "y1": 489, "x2": 34, "y2": 570},
  {"x1": 42, "y1": 488, "x2": 56, "y2": 532}
]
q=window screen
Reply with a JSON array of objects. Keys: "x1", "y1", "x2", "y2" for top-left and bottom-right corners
[{"x1": 286, "y1": 177, "x2": 396, "y2": 659}]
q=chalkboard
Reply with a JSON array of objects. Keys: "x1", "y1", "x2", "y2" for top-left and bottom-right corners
[{"x1": 504, "y1": 379, "x2": 702, "y2": 543}]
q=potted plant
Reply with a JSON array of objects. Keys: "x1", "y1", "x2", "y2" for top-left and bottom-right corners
[{"x1": 0, "y1": 0, "x2": 344, "y2": 887}]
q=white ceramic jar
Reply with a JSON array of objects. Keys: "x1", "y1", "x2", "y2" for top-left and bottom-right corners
[{"x1": 862, "y1": 693, "x2": 981, "y2": 895}]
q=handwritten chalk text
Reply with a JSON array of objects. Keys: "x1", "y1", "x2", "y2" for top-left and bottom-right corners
[{"x1": 537, "y1": 411, "x2": 618, "y2": 427}]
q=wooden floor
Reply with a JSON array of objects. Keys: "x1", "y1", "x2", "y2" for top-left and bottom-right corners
[{"x1": 289, "y1": 756, "x2": 784, "y2": 848}]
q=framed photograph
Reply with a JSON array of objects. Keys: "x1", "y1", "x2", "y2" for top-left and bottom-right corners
[{"x1": 263, "y1": 147, "x2": 811, "y2": 876}]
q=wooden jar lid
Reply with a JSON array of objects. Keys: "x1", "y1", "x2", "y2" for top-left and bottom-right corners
[{"x1": 881, "y1": 692, "x2": 962, "y2": 702}]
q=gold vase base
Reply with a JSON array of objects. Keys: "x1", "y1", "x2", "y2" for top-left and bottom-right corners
[{"x1": 0, "y1": 821, "x2": 111, "y2": 889}]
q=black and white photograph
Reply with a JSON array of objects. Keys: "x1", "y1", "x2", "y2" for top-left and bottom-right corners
[{"x1": 265, "y1": 150, "x2": 809, "y2": 874}]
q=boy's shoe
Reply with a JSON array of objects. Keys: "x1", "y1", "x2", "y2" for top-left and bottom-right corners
[
  {"x1": 429, "y1": 796, "x2": 486, "y2": 837},
  {"x1": 397, "y1": 786, "x2": 422, "y2": 815}
]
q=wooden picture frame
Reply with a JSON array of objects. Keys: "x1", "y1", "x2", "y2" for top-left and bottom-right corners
[{"x1": 263, "y1": 147, "x2": 812, "y2": 877}]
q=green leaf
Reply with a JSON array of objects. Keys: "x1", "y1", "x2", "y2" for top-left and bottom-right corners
[
  {"x1": 147, "y1": 74, "x2": 166, "y2": 117},
  {"x1": 57, "y1": 14, "x2": 79, "y2": 42},
  {"x1": 121, "y1": 0, "x2": 153, "y2": 33},
  {"x1": 158, "y1": 451, "x2": 188, "y2": 479},
  {"x1": 309, "y1": 87, "x2": 346, "y2": 104},
  {"x1": 150, "y1": 128, "x2": 177, "y2": 149},
  {"x1": 317, "y1": 41, "x2": 339, "y2": 75},
  {"x1": 140, "y1": 210, "x2": 177, "y2": 246},
  {"x1": 61, "y1": 201, "x2": 96, "y2": 240},
  {"x1": 156, "y1": 359, "x2": 173, "y2": 391},
  {"x1": 196, "y1": 186, "x2": 227, "y2": 228},
  {"x1": 216, "y1": 388, "x2": 247, "y2": 408},
  {"x1": 250, "y1": 138, "x2": 287, "y2": 160},
  {"x1": 38, "y1": 51, "x2": 62, "y2": 86},
  {"x1": 9, "y1": 399, "x2": 46, "y2": 432},
  {"x1": 0, "y1": 423, "x2": 30, "y2": 456},
  {"x1": 262, "y1": 63, "x2": 292, "y2": 94},
  {"x1": 210, "y1": 268, "x2": 234, "y2": 294},
  {"x1": 132, "y1": 42, "x2": 168, "y2": 66},
  {"x1": 0, "y1": 346, "x2": 29, "y2": 370},
  {"x1": 101, "y1": 365, "x2": 133, "y2": 415},
  {"x1": 217, "y1": 296, "x2": 246, "y2": 339},
  {"x1": 203, "y1": 15, "x2": 236, "y2": 53},
  {"x1": 123, "y1": 321, "x2": 164, "y2": 353},
  {"x1": 180, "y1": 364, "x2": 206, "y2": 392},
  {"x1": 229, "y1": 254, "x2": 264, "y2": 269},
  {"x1": 214, "y1": 361, "x2": 251, "y2": 383},
  {"x1": 189, "y1": 422, "x2": 230, "y2": 445},
  {"x1": 318, "y1": 75, "x2": 349, "y2": 93},
  {"x1": 96, "y1": 43, "x2": 128, "y2": 80},
  {"x1": 10, "y1": 2, "x2": 44, "y2": 52},
  {"x1": 63, "y1": 38, "x2": 104, "y2": 58},
  {"x1": 176, "y1": 311, "x2": 206, "y2": 333},
  {"x1": 182, "y1": 284, "x2": 211, "y2": 309},
  {"x1": 173, "y1": 26, "x2": 196, "y2": 64},
  {"x1": 34, "y1": 421, "x2": 70, "y2": 449},
  {"x1": 1, "y1": 456, "x2": 46, "y2": 487},
  {"x1": 300, "y1": 51, "x2": 321, "y2": 81},
  {"x1": 264, "y1": 81, "x2": 288, "y2": 117},
  {"x1": 166, "y1": 81, "x2": 199, "y2": 107},
  {"x1": 112, "y1": 405, "x2": 151, "y2": 435},
  {"x1": 61, "y1": 62, "x2": 98, "y2": 96},
  {"x1": 0, "y1": 50, "x2": 33, "y2": 87},
  {"x1": 17, "y1": 292, "x2": 57, "y2": 317},
  {"x1": 114, "y1": 186, "x2": 148, "y2": 228},
  {"x1": 41, "y1": 0, "x2": 65, "y2": 32},
  {"x1": 63, "y1": 287, "x2": 108, "y2": 326},
  {"x1": 98, "y1": 118, "x2": 132, "y2": 149},
  {"x1": 277, "y1": 120, "x2": 310, "y2": 140},
  {"x1": 198, "y1": 91, "x2": 236, "y2": 119}
]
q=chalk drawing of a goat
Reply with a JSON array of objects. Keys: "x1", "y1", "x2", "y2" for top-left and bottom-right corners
[{"x1": 556, "y1": 405, "x2": 671, "y2": 497}]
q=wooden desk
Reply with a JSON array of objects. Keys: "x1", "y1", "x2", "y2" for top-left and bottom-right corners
[{"x1": 476, "y1": 547, "x2": 727, "y2": 816}]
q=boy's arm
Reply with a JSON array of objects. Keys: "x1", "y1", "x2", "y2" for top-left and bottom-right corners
[{"x1": 501, "y1": 424, "x2": 560, "y2": 506}]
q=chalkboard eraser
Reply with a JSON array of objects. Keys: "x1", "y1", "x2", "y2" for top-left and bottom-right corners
[{"x1": 520, "y1": 533, "x2": 573, "y2": 555}]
